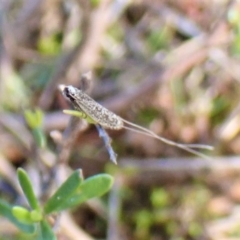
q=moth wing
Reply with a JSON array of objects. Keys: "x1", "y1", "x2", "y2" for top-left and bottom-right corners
[{"x1": 76, "y1": 95, "x2": 123, "y2": 129}]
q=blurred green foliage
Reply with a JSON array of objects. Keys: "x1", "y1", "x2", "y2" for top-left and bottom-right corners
[
  {"x1": 228, "y1": 7, "x2": 240, "y2": 55},
  {"x1": 24, "y1": 109, "x2": 46, "y2": 148},
  {"x1": 0, "y1": 72, "x2": 30, "y2": 111},
  {"x1": 37, "y1": 34, "x2": 62, "y2": 56},
  {"x1": 147, "y1": 27, "x2": 172, "y2": 53}
]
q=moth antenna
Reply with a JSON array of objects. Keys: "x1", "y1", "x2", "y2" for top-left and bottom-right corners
[{"x1": 122, "y1": 119, "x2": 213, "y2": 159}]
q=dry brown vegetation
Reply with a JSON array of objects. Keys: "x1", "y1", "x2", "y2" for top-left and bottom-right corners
[{"x1": 1, "y1": 0, "x2": 240, "y2": 239}]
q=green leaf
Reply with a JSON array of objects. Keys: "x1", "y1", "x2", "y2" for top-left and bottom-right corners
[
  {"x1": 37, "y1": 34, "x2": 61, "y2": 55},
  {"x1": 134, "y1": 209, "x2": 153, "y2": 239},
  {"x1": 0, "y1": 199, "x2": 35, "y2": 233},
  {"x1": 32, "y1": 128, "x2": 46, "y2": 148},
  {"x1": 24, "y1": 109, "x2": 46, "y2": 147},
  {"x1": 44, "y1": 169, "x2": 83, "y2": 214},
  {"x1": 24, "y1": 109, "x2": 44, "y2": 129},
  {"x1": 150, "y1": 188, "x2": 170, "y2": 208},
  {"x1": 63, "y1": 109, "x2": 96, "y2": 124},
  {"x1": 17, "y1": 168, "x2": 40, "y2": 210},
  {"x1": 12, "y1": 206, "x2": 32, "y2": 224},
  {"x1": 55, "y1": 174, "x2": 114, "y2": 211},
  {"x1": 37, "y1": 220, "x2": 56, "y2": 240},
  {"x1": 1, "y1": 72, "x2": 29, "y2": 111},
  {"x1": 30, "y1": 209, "x2": 42, "y2": 222},
  {"x1": 24, "y1": 110, "x2": 35, "y2": 128},
  {"x1": 35, "y1": 109, "x2": 44, "y2": 125},
  {"x1": 80, "y1": 174, "x2": 114, "y2": 198}
]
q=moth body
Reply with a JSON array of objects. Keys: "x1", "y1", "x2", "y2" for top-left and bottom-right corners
[{"x1": 63, "y1": 85, "x2": 124, "y2": 130}]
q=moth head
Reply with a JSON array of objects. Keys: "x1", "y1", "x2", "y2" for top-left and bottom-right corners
[{"x1": 59, "y1": 85, "x2": 78, "y2": 102}]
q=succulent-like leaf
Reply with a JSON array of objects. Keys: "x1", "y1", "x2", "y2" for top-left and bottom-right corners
[
  {"x1": 54, "y1": 174, "x2": 114, "y2": 211},
  {"x1": 44, "y1": 169, "x2": 83, "y2": 214},
  {"x1": 12, "y1": 206, "x2": 32, "y2": 224},
  {"x1": 30, "y1": 209, "x2": 43, "y2": 222},
  {"x1": 17, "y1": 168, "x2": 40, "y2": 210},
  {"x1": 37, "y1": 220, "x2": 56, "y2": 240},
  {"x1": 32, "y1": 128, "x2": 46, "y2": 148},
  {"x1": 24, "y1": 109, "x2": 44, "y2": 129},
  {"x1": 0, "y1": 199, "x2": 35, "y2": 233}
]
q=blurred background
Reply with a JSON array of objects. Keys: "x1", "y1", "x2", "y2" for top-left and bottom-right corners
[{"x1": 1, "y1": 0, "x2": 240, "y2": 239}]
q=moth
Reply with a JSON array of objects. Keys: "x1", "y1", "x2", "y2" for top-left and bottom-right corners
[{"x1": 60, "y1": 85, "x2": 213, "y2": 162}]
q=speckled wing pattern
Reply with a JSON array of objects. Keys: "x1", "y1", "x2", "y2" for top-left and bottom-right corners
[{"x1": 63, "y1": 86, "x2": 124, "y2": 130}]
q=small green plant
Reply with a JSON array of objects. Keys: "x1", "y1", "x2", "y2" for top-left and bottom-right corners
[
  {"x1": 24, "y1": 108, "x2": 46, "y2": 148},
  {"x1": 0, "y1": 109, "x2": 114, "y2": 239},
  {"x1": 0, "y1": 168, "x2": 113, "y2": 239}
]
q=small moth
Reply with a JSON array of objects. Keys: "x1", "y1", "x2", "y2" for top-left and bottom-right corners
[
  {"x1": 61, "y1": 85, "x2": 213, "y2": 161},
  {"x1": 62, "y1": 85, "x2": 124, "y2": 130}
]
